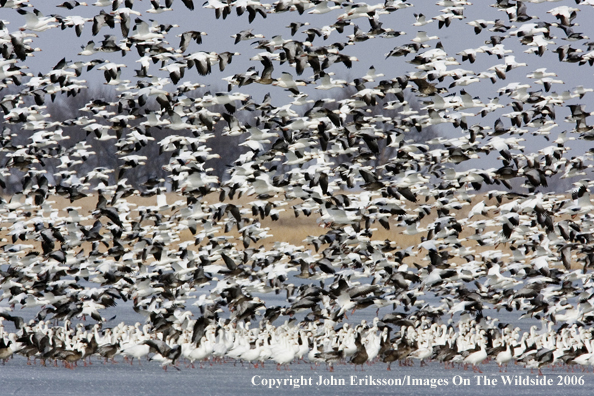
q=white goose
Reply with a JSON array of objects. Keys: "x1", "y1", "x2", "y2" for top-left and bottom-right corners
[
  {"x1": 183, "y1": 330, "x2": 214, "y2": 368},
  {"x1": 120, "y1": 340, "x2": 150, "y2": 366},
  {"x1": 239, "y1": 338, "x2": 263, "y2": 368},
  {"x1": 496, "y1": 343, "x2": 513, "y2": 372},
  {"x1": 18, "y1": 9, "x2": 58, "y2": 32},
  {"x1": 464, "y1": 339, "x2": 487, "y2": 373},
  {"x1": 270, "y1": 333, "x2": 296, "y2": 370}
]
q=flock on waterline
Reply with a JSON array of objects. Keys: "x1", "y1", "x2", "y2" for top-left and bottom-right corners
[{"x1": 2, "y1": 0, "x2": 594, "y2": 373}]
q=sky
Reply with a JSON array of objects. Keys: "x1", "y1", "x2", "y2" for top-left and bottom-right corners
[
  {"x1": 2, "y1": 0, "x2": 594, "y2": 182},
  {"x1": 7, "y1": 1, "x2": 594, "y2": 101}
]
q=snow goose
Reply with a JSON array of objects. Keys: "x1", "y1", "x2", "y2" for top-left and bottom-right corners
[
  {"x1": 295, "y1": 331, "x2": 309, "y2": 361},
  {"x1": 413, "y1": 13, "x2": 433, "y2": 26},
  {"x1": 120, "y1": 340, "x2": 150, "y2": 366},
  {"x1": 257, "y1": 334, "x2": 272, "y2": 368},
  {"x1": 239, "y1": 338, "x2": 263, "y2": 368},
  {"x1": 315, "y1": 346, "x2": 343, "y2": 372},
  {"x1": 411, "y1": 31, "x2": 438, "y2": 44},
  {"x1": 183, "y1": 330, "x2": 214, "y2": 368},
  {"x1": 272, "y1": 72, "x2": 307, "y2": 93},
  {"x1": 495, "y1": 343, "x2": 513, "y2": 372},
  {"x1": 270, "y1": 333, "x2": 296, "y2": 370},
  {"x1": 308, "y1": 337, "x2": 325, "y2": 368},
  {"x1": 383, "y1": 340, "x2": 414, "y2": 370},
  {"x1": 0, "y1": 335, "x2": 13, "y2": 364},
  {"x1": 315, "y1": 72, "x2": 346, "y2": 90},
  {"x1": 211, "y1": 325, "x2": 231, "y2": 362},
  {"x1": 144, "y1": 339, "x2": 182, "y2": 371},
  {"x1": 308, "y1": 1, "x2": 339, "y2": 14},
  {"x1": 97, "y1": 334, "x2": 120, "y2": 365},
  {"x1": 56, "y1": 342, "x2": 85, "y2": 370},
  {"x1": 464, "y1": 339, "x2": 487, "y2": 373},
  {"x1": 231, "y1": 29, "x2": 264, "y2": 44},
  {"x1": 364, "y1": 327, "x2": 381, "y2": 362},
  {"x1": 350, "y1": 333, "x2": 368, "y2": 370},
  {"x1": 409, "y1": 337, "x2": 433, "y2": 367},
  {"x1": 17, "y1": 9, "x2": 57, "y2": 32},
  {"x1": 226, "y1": 328, "x2": 250, "y2": 362}
]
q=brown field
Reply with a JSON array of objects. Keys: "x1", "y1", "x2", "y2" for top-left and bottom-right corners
[
  {"x1": 3, "y1": 183, "x2": 582, "y2": 272},
  {"x1": 1, "y1": 188, "x2": 544, "y2": 270}
]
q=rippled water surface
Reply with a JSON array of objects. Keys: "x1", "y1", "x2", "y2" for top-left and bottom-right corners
[{"x1": 0, "y1": 352, "x2": 591, "y2": 396}]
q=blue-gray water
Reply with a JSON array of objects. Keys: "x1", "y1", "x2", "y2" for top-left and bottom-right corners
[{"x1": 0, "y1": 352, "x2": 590, "y2": 396}]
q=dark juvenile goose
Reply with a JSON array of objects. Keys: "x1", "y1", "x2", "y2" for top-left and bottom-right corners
[
  {"x1": 0, "y1": 337, "x2": 13, "y2": 364},
  {"x1": 56, "y1": 348, "x2": 84, "y2": 369},
  {"x1": 349, "y1": 333, "x2": 368, "y2": 371},
  {"x1": 382, "y1": 343, "x2": 414, "y2": 370}
]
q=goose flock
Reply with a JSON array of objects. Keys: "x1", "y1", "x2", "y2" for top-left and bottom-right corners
[{"x1": 2, "y1": 0, "x2": 594, "y2": 375}]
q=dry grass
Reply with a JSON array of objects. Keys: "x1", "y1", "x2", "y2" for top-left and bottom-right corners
[{"x1": 2, "y1": 189, "x2": 576, "y2": 269}]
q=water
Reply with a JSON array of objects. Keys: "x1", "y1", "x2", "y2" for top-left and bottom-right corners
[{"x1": 0, "y1": 352, "x2": 590, "y2": 396}]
